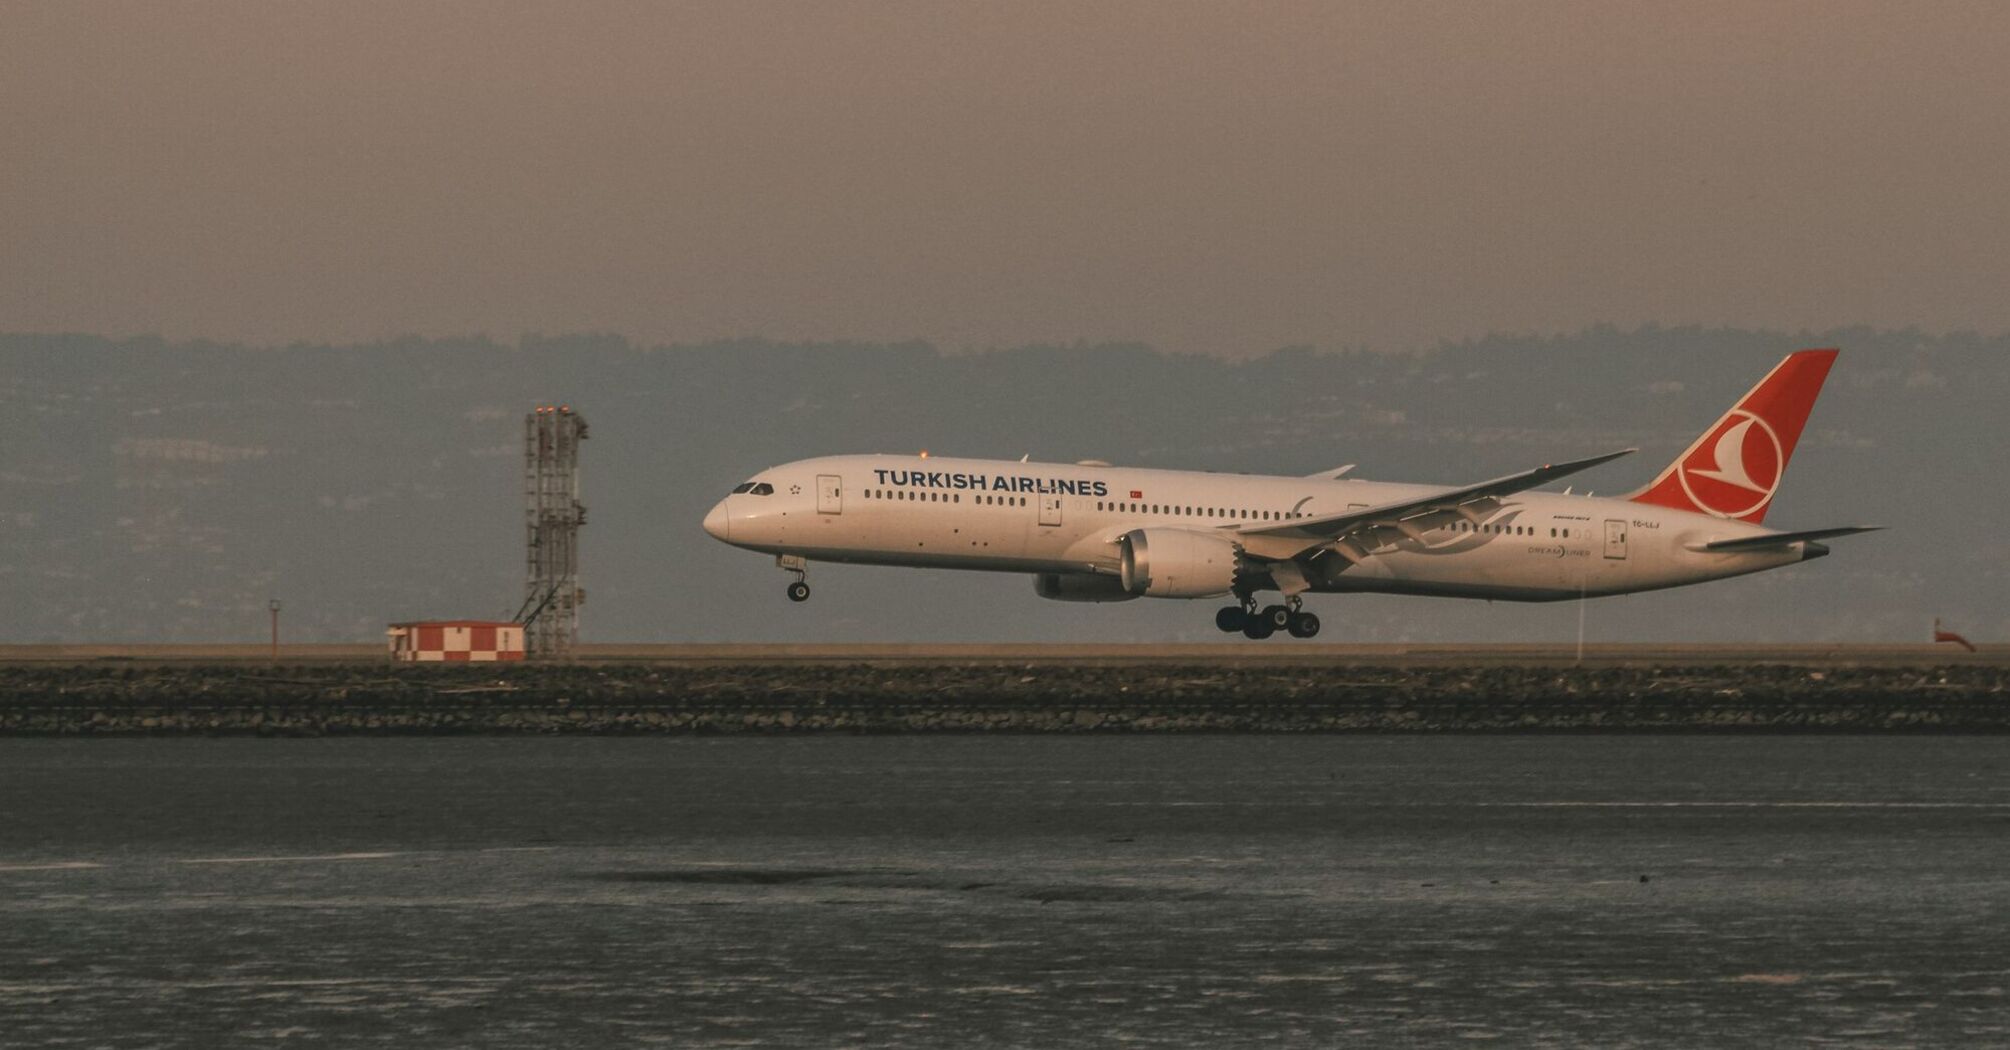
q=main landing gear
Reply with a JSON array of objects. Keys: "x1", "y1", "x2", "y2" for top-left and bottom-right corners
[
  {"x1": 778, "y1": 554, "x2": 810, "y2": 602},
  {"x1": 1215, "y1": 594, "x2": 1320, "y2": 640}
]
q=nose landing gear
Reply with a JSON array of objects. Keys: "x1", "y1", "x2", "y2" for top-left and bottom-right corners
[{"x1": 778, "y1": 554, "x2": 810, "y2": 602}]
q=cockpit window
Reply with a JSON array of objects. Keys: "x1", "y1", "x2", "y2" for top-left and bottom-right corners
[
  {"x1": 748, "y1": 483, "x2": 774, "y2": 496},
  {"x1": 731, "y1": 483, "x2": 755, "y2": 494}
]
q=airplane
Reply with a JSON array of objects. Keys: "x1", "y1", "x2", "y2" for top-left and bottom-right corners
[{"x1": 702, "y1": 349, "x2": 1879, "y2": 638}]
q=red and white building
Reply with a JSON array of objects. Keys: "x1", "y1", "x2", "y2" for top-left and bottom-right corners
[{"x1": 387, "y1": 621, "x2": 526, "y2": 662}]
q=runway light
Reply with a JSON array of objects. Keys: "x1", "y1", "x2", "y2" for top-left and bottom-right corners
[{"x1": 919, "y1": 450, "x2": 929, "y2": 458}]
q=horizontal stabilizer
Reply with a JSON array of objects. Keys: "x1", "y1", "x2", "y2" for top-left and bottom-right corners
[{"x1": 1699, "y1": 526, "x2": 1883, "y2": 553}]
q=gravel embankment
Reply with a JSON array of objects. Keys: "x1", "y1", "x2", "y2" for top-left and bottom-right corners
[{"x1": 1, "y1": 663, "x2": 2005, "y2": 734}]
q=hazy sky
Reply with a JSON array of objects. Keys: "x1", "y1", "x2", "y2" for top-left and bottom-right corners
[{"x1": 5, "y1": 1, "x2": 2008, "y2": 355}]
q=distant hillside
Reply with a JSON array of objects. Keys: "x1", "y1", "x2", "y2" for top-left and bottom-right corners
[{"x1": 2, "y1": 328, "x2": 2000, "y2": 644}]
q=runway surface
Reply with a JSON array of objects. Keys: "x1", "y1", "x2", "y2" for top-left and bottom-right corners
[
  {"x1": 2, "y1": 642, "x2": 2004, "y2": 667},
  {"x1": 4, "y1": 736, "x2": 2010, "y2": 1046}
]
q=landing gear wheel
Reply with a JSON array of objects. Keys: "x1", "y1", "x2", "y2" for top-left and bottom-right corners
[
  {"x1": 1261, "y1": 604, "x2": 1292, "y2": 631},
  {"x1": 786, "y1": 581, "x2": 811, "y2": 602},
  {"x1": 1215, "y1": 606, "x2": 1247, "y2": 633},
  {"x1": 1242, "y1": 617, "x2": 1276, "y2": 640},
  {"x1": 1287, "y1": 611, "x2": 1321, "y2": 639}
]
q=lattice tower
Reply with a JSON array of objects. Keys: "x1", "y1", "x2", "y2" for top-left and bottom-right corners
[{"x1": 522, "y1": 406, "x2": 587, "y2": 658}]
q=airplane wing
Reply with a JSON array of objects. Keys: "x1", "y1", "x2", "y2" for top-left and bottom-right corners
[
  {"x1": 1235, "y1": 449, "x2": 1637, "y2": 562},
  {"x1": 1697, "y1": 526, "x2": 1883, "y2": 552}
]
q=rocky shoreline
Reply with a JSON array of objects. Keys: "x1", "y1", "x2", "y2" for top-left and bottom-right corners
[{"x1": 1, "y1": 662, "x2": 2006, "y2": 735}]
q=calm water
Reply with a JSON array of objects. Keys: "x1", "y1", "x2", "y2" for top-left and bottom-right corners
[{"x1": 3, "y1": 736, "x2": 2009, "y2": 1047}]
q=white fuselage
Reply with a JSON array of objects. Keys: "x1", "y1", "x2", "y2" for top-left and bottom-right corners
[{"x1": 703, "y1": 454, "x2": 1817, "y2": 602}]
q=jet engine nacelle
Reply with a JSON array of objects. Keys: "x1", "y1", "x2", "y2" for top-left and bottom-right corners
[
  {"x1": 1118, "y1": 528, "x2": 1239, "y2": 598},
  {"x1": 1033, "y1": 572, "x2": 1138, "y2": 603}
]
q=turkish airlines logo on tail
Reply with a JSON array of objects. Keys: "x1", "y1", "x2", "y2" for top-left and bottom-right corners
[
  {"x1": 1675, "y1": 409, "x2": 1783, "y2": 519},
  {"x1": 1630, "y1": 349, "x2": 1838, "y2": 525}
]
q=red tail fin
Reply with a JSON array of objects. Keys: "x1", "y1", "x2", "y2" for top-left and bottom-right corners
[{"x1": 1629, "y1": 349, "x2": 1838, "y2": 524}]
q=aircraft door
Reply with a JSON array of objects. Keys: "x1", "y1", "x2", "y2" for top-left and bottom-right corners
[
  {"x1": 1038, "y1": 494, "x2": 1063, "y2": 527},
  {"x1": 1603, "y1": 519, "x2": 1628, "y2": 559},
  {"x1": 817, "y1": 475, "x2": 843, "y2": 515}
]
